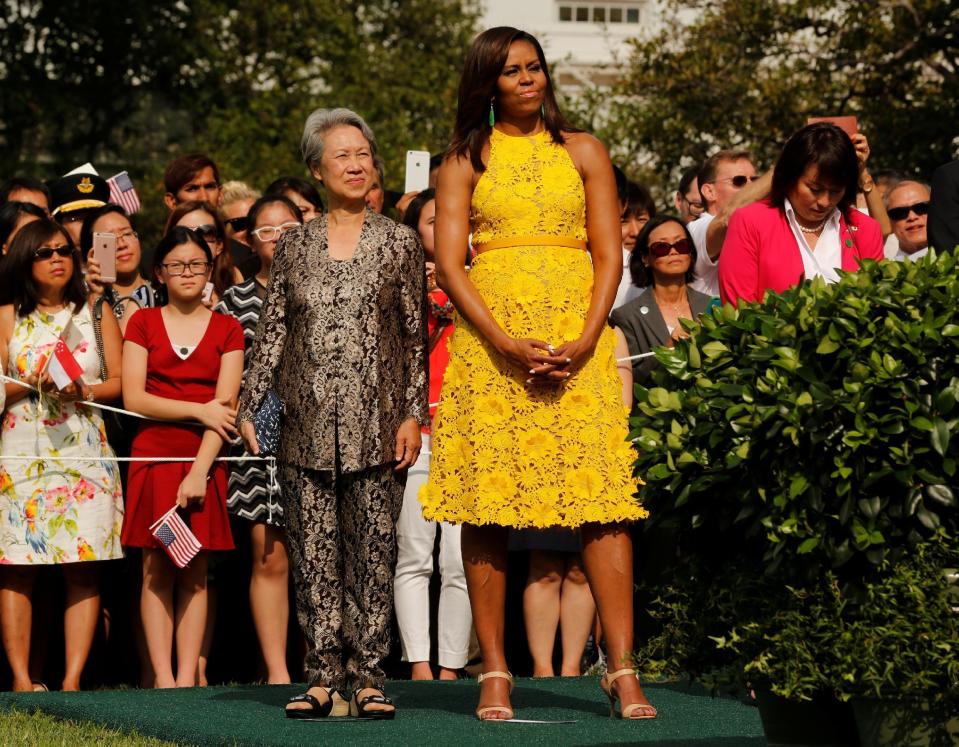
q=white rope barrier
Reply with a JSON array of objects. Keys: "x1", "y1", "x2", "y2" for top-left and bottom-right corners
[{"x1": 1, "y1": 373, "x2": 151, "y2": 419}]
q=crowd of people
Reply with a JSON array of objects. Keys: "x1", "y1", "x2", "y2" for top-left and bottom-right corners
[{"x1": 0, "y1": 23, "x2": 955, "y2": 724}]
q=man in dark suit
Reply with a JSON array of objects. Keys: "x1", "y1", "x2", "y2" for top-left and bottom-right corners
[{"x1": 928, "y1": 160, "x2": 959, "y2": 253}]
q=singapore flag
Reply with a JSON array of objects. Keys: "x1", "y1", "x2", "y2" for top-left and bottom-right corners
[{"x1": 46, "y1": 322, "x2": 85, "y2": 390}]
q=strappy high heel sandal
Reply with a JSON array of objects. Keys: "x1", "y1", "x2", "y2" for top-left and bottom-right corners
[
  {"x1": 600, "y1": 668, "x2": 657, "y2": 720},
  {"x1": 475, "y1": 670, "x2": 514, "y2": 721}
]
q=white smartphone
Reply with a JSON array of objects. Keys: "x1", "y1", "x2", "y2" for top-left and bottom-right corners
[
  {"x1": 404, "y1": 150, "x2": 431, "y2": 194},
  {"x1": 92, "y1": 232, "x2": 117, "y2": 283},
  {"x1": 202, "y1": 281, "x2": 215, "y2": 304}
]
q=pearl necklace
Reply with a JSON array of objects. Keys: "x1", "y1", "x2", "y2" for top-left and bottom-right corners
[{"x1": 798, "y1": 218, "x2": 827, "y2": 234}]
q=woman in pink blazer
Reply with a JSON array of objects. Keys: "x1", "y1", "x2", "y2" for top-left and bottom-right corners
[{"x1": 718, "y1": 123, "x2": 883, "y2": 305}]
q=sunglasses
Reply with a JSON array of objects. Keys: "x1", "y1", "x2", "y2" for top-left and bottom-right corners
[
  {"x1": 33, "y1": 245, "x2": 73, "y2": 261},
  {"x1": 190, "y1": 224, "x2": 220, "y2": 241},
  {"x1": 224, "y1": 217, "x2": 248, "y2": 232},
  {"x1": 887, "y1": 201, "x2": 929, "y2": 222},
  {"x1": 648, "y1": 238, "x2": 692, "y2": 258},
  {"x1": 710, "y1": 175, "x2": 759, "y2": 188}
]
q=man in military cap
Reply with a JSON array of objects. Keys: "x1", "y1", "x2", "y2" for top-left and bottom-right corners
[{"x1": 47, "y1": 165, "x2": 110, "y2": 248}]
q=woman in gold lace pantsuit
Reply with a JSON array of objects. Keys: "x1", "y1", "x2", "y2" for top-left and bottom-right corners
[{"x1": 421, "y1": 27, "x2": 656, "y2": 721}]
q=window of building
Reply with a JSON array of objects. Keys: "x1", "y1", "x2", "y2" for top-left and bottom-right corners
[
  {"x1": 559, "y1": 5, "x2": 572, "y2": 21},
  {"x1": 558, "y1": 3, "x2": 643, "y2": 25},
  {"x1": 576, "y1": 6, "x2": 589, "y2": 21},
  {"x1": 627, "y1": 7, "x2": 640, "y2": 22},
  {"x1": 593, "y1": 6, "x2": 606, "y2": 21},
  {"x1": 610, "y1": 7, "x2": 623, "y2": 22}
]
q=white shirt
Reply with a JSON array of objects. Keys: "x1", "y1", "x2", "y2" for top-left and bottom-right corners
[
  {"x1": 612, "y1": 247, "x2": 642, "y2": 311},
  {"x1": 688, "y1": 212, "x2": 718, "y2": 296},
  {"x1": 784, "y1": 198, "x2": 843, "y2": 284},
  {"x1": 892, "y1": 246, "x2": 929, "y2": 263}
]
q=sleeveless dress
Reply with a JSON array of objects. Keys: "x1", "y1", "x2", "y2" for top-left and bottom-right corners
[
  {"x1": 419, "y1": 129, "x2": 648, "y2": 528},
  {"x1": 0, "y1": 306, "x2": 124, "y2": 564}
]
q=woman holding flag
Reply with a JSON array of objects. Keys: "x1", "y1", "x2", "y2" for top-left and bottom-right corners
[
  {"x1": 120, "y1": 226, "x2": 244, "y2": 689},
  {"x1": 0, "y1": 218, "x2": 124, "y2": 691}
]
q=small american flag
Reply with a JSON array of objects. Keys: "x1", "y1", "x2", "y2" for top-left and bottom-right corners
[
  {"x1": 106, "y1": 171, "x2": 141, "y2": 215},
  {"x1": 149, "y1": 506, "x2": 202, "y2": 568}
]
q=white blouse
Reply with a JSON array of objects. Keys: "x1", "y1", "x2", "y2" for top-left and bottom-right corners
[{"x1": 784, "y1": 198, "x2": 843, "y2": 284}]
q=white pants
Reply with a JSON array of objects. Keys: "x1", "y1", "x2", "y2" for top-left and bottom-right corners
[{"x1": 394, "y1": 435, "x2": 472, "y2": 668}]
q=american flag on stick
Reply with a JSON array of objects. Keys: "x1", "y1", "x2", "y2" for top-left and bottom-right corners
[
  {"x1": 106, "y1": 171, "x2": 141, "y2": 215},
  {"x1": 149, "y1": 506, "x2": 202, "y2": 568}
]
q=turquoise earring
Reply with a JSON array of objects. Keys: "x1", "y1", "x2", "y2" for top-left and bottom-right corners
[
  {"x1": 541, "y1": 103, "x2": 545, "y2": 119},
  {"x1": 488, "y1": 98, "x2": 495, "y2": 127}
]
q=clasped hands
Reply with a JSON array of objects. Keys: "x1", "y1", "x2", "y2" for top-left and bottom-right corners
[{"x1": 499, "y1": 335, "x2": 596, "y2": 386}]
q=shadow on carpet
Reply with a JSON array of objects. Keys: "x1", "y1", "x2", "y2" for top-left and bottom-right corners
[{"x1": 0, "y1": 677, "x2": 767, "y2": 746}]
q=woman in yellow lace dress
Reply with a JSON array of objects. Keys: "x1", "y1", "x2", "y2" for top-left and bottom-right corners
[{"x1": 421, "y1": 27, "x2": 655, "y2": 721}]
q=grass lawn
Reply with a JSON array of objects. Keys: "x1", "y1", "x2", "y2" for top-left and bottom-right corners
[{"x1": 0, "y1": 707, "x2": 178, "y2": 746}]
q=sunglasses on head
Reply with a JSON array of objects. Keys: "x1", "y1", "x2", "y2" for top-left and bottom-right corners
[
  {"x1": 193, "y1": 223, "x2": 220, "y2": 241},
  {"x1": 648, "y1": 238, "x2": 692, "y2": 258},
  {"x1": 33, "y1": 245, "x2": 73, "y2": 261},
  {"x1": 887, "y1": 201, "x2": 929, "y2": 222},
  {"x1": 224, "y1": 217, "x2": 248, "y2": 232}
]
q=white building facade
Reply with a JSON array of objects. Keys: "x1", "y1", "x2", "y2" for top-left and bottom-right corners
[{"x1": 478, "y1": 0, "x2": 660, "y2": 88}]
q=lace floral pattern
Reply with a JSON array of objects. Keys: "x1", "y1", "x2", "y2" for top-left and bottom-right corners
[
  {"x1": 421, "y1": 245, "x2": 646, "y2": 527},
  {"x1": 470, "y1": 130, "x2": 588, "y2": 245}
]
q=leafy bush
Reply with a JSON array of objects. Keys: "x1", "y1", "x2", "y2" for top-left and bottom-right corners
[
  {"x1": 632, "y1": 253, "x2": 959, "y2": 583},
  {"x1": 630, "y1": 252, "x2": 959, "y2": 701}
]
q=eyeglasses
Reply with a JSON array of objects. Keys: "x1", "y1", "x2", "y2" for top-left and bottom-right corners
[
  {"x1": 161, "y1": 260, "x2": 212, "y2": 276},
  {"x1": 708, "y1": 175, "x2": 759, "y2": 188},
  {"x1": 648, "y1": 238, "x2": 692, "y2": 258},
  {"x1": 116, "y1": 230, "x2": 139, "y2": 243},
  {"x1": 252, "y1": 222, "x2": 300, "y2": 242},
  {"x1": 887, "y1": 201, "x2": 929, "y2": 222},
  {"x1": 33, "y1": 245, "x2": 73, "y2": 261},
  {"x1": 224, "y1": 217, "x2": 248, "y2": 232},
  {"x1": 682, "y1": 195, "x2": 705, "y2": 213}
]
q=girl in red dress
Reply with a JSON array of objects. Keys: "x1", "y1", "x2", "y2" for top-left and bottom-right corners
[{"x1": 121, "y1": 226, "x2": 244, "y2": 688}]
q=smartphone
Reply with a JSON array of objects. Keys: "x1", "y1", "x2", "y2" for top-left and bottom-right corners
[
  {"x1": 92, "y1": 232, "x2": 118, "y2": 283},
  {"x1": 806, "y1": 116, "x2": 858, "y2": 139},
  {"x1": 404, "y1": 150, "x2": 431, "y2": 194},
  {"x1": 202, "y1": 281, "x2": 215, "y2": 304}
]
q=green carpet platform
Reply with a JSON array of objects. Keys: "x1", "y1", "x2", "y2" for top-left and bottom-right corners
[{"x1": 0, "y1": 677, "x2": 765, "y2": 746}]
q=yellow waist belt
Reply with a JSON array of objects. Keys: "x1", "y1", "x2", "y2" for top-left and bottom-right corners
[{"x1": 473, "y1": 234, "x2": 588, "y2": 254}]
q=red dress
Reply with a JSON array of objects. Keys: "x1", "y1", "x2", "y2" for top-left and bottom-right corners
[{"x1": 121, "y1": 308, "x2": 244, "y2": 550}]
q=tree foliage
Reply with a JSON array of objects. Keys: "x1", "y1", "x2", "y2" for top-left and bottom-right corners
[
  {"x1": 0, "y1": 1, "x2": 478, "y2": 217},
  {"x1": 581, "y1": 0, "x2": 959, "y2": 193}
]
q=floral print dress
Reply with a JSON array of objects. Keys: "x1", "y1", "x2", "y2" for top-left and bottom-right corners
[{"x1": 0, "y1": 306, "x2": 124, "y2": 564}]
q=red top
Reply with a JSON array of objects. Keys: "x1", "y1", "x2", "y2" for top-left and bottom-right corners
[
  {"x1": 718, "y1": 200, "x2": 884, "y2": 306},
  {"x1": 121, "y1": 308, "x2": 244, "y2": 550},
  {"x1": 426, "y1": 288, "x2": 454, "y2": 434}
]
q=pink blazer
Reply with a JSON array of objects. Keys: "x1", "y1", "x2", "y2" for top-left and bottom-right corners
[{"x1": 718, "y1": 200, "x2": 884, "y2": 305}]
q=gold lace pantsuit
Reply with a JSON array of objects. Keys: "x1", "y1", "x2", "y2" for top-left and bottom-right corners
[{"x1": 420, "y1": 130, "x2": 647, "y2": 528}]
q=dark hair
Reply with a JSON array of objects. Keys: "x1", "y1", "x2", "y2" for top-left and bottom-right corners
[
  {"x1": 264, "y1": 176, "x2": 324, "y2": 214},
  {"x1": 401, "y1": 189, "x2": 436, "y2": 237},
  {"x1": 612, "y1": 165, "x2": 630, "y2": 207},
  {"x1": 163, "y1": 153, "x2": 220, "y2": 197},
  {"x1": 79, "y1": 204, "x2": 132, "y2": 260},
  {"x1": 448, "y1": 27, "x2": 579, "y2": 172},
  {"x1": 429, "y1": 153, "x2": 445, "y2": 173},
  {"x1": 678, "y1": 165, "x2": 699, "y2": 195},
  {"x1": 0, "y1": 219, "x2": 87, "y2": 316},
  {"x1": 152, "y1": 226, "x2": 214, "y2": 286},
  {"x1": 769, "y1": 123, "x2": 859, "y2": 219},
  {"x1": 163, "y1": 200, "x2": 235, "y2": 297},
  {"x1": 624, "y1": 181, "x2": 657, "y2": 221},
  {"x1": 0, "y1": 201, "x2": 47, "y2": 249},
  {"x1": 698, "y1": 149, "x2": 754, "y2": 206},
  {"x1": 0, "y1": 177, "x2": 50, "y2": 206},
  {"x1": 629, "y1": 214, "x2": 697, "y2": 288},
  {"x1": 246, "y1": 194, "x2": 303, "y2": 238}
]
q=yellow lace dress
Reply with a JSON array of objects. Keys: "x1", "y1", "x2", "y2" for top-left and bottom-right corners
[{"x1": 419, "y1": 128, "x2": 648, "y2": 528}]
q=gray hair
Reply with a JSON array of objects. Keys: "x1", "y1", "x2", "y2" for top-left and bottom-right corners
[
  {"x1": 884, "y1": 179, "x2": 931, "y2": 207},
  {"x1": 301, "y1": 107, "x2": 378, "y2": 171},
  {"x1": 372, "y1": 155, "x2": 386, "y2": 187}
]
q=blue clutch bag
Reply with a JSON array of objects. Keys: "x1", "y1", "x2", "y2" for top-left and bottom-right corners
[{"x1": 252, "y1": 389, "x2": 284, "y2": 456}]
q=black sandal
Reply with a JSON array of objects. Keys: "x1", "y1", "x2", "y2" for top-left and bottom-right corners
[
  {"x1": 349, "y1": 686, "x2": 395, "y2": 720},
  {"x1": 285, "y1": 687, "x2": 335, "y2": 719}
]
